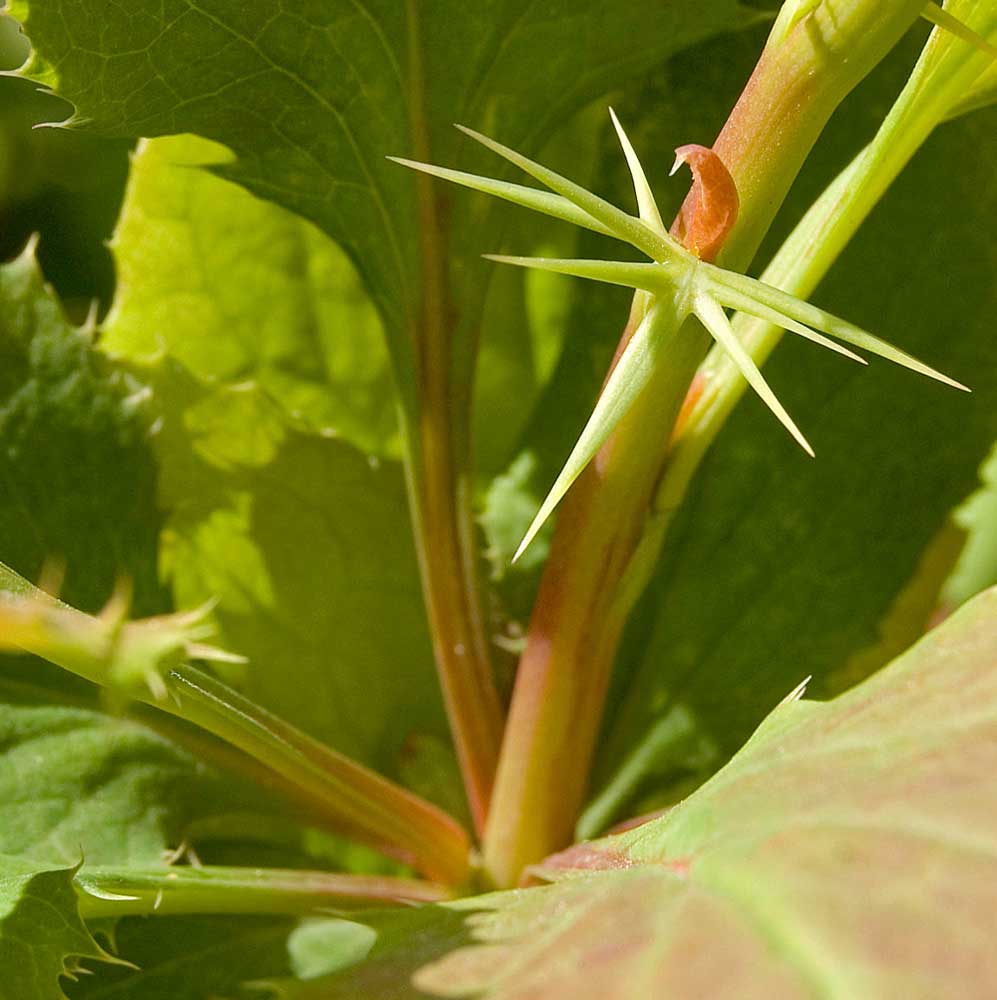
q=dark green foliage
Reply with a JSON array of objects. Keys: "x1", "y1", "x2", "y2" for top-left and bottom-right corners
[{"x1": 0, "y1": 248, "x2": 163, "y2": 614}]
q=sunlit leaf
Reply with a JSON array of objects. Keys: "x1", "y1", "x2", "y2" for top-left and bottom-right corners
[{"x1": 314, "y1": 588, "x2": 997, "y2": 998}]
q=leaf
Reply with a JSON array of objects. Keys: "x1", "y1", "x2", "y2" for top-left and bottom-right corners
[
  {"x1": 314, "y1": 587, "x2": 997, "y2": 998},
  {"x1": 9, "y1": 0, "x2": 765, "y2": 425},
  {"x1": 0, "y1": 683, "x2": 284, "y2": 867},
  {"x1": 101, "y1": 134, "x2": 399, "y2": 458},
  {"x1": 0, "y1": 48, "x2": 130, "y2": 315},
  {"x1": 0, "y1": 855, "x2": 117, "y2": 1000},
  {"x1": 594, "y1": 63, "x2": 997, "y2": 816},
  {"x1": 0, "y1": 242, "x2": 163, "y2": 614},
  {"x1": 65, "y1": 915, "x2": 294, "y2": 1000},
  {"x1": 156, "y1": 382, "x2": 450, "y2": 777},
  {"x1": 287, "y1": 919, "x2": 378, "y2": 981}
]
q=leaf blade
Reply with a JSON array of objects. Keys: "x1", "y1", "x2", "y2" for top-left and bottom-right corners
[{"x1": 310, "y1": 588, "x2": 997, "y2": 998}]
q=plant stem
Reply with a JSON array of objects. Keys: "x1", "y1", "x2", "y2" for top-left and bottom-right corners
[
  {"x1": 404, "y1": 0, "x2": 504, "y2": 837},
  {"x1": 483, "y1": 0, "x2": 926, "y2": 888},
  {"x1": 166, "y1": 667, "x2": 470, "y2": 885},
  {"x1": 636, "y1": 0, "x2": 997, "y2": 656},
  {"x1": 0, "y1": 563, "x2": 471, "y2": 885},
  {"x1": 75, "y1": 864, "x2": 452, "y2": 919}
]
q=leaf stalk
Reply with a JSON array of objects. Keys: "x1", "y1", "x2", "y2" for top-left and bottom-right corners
[{"x1": 75, "y1": 864, "x2": 452, "y2": 919}]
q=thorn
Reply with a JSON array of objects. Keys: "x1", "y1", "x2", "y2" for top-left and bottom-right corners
[
  {"x1": 79, "y1": 885, "x2": 140, "y2": 903},
  {"x1": 780, "y1": 675, "x2": 813, "y2": 705},
  {"x1": 389, "y1": 154, "x2": 616, "y2": 236},
  {"x1": 80, "y1": 298, "x2": 100, "y2": 338},
  {"x1": 707, "y1": 265, "x2": 970, "y2": 392},
  {"x1": 145, "y1": 668, "x2": 168, "y2": 703},
  {"x1": 695, "y1": 294, "x2": 814, "y2": 457},
  {"x1": 482, "y1": 253, "x2": 670, "y2": 293},
  {"x1": 188, "y1": 642, "x2": 247, "y2": 665},
  {"x1": 922, "y1": 2, "x2": 997, "y2": 59},
  {"x1": 708, "y1": 278, "x2": 867, "y2": 365},
  {"x1": 608, "y1": 107, "x2": 666, "y2": 233},
  {"x1": 15, "y1": 232, "x2": 41, "y2": 266},
  {"x1": 512, "y1": 303, "x2": 668, "y2": 561},
  {"x1": 453, "y1": 122, "x2": 678, "y2": 262}
]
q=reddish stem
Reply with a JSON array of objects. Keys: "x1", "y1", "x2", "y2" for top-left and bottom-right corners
[
  {"x1": 483, "y1": 0, "x2": 926, "y2": 888},
  {"x1": 404, "y1": 0, "x2": 504, "y2": 836}
]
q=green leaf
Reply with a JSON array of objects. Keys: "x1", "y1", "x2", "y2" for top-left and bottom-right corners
[
  {"x1": 64, "y1": 914, "x2": 376, "y2": 1000},
  {"x1": 156, "y1": 384, "x2": 449, "y2": 776},
  {"x1": 0, "y1": 856, "x2": 117, "y2": 1000},
  {"x1": 0, "y1": 242, "x2": 163, "y2": 614},
  {"x1": 594, "y1": 72, "x2": 997, "y2": 817},
  {"x1": 101, "y1": 134, "x2": 399, "y2": 458},
  {"x1": 312, "y1": 587, "x2": 997, "y2": 998},
  {"x1": 286, "y1": 919, "x2": 378, "y2": 981},
  {"x1": 9, "y1": 0, "x2": 765, "y2": 424},
  {"x1": 66, "y1": 915, "x2": 294, "y2": 1000},
  {"x1": 0, "y1": 684, "x2": 279, "y2": 867}
]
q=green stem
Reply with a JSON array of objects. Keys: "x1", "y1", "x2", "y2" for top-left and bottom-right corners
[
  {"x1": 0, "y1": 562, "x2": 471, "y2": 885},
  {"x1": 75, "y1": 864, "x2": 452, "y2": 919},
  {"x1": 403, "y1": 0, "x2": 504, "y2": 837},
  {"x1": 483, "y1": 0, "x2": 926, "y2": 888},
  {"x1": 166, "y1": 667, "x2": 470, "y2": 885}
]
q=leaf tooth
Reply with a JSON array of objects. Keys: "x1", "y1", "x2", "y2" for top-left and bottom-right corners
[
  {"x1": 483, "y1": 254, "x2": 670, "y2": 295},
  {"x1": 387, "y1": 156, "x2": 615, "y2": 237},
  {"x1": 707, "y1": 266, "x2": 970, "y2": 392},
  {"x1": 514, "y1": 303, "x2": 670, "y2": 562},
  {"x1": 709, "y1": 280, "x2": 866, "y2": 365},
  {"x1": 694, "y1": 294, "x2": 815, "y2": 457},
  {"x1": 454, "y1": 123, "x2": 682, "y2": 263},
  {"x1": 608, "y1": 108, "x2": 666, "y2": 234}
]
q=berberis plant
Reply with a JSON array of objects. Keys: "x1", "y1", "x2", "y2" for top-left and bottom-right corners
[{"x1": 0, "y1": 0, "x2": 995, "y2": 995}]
